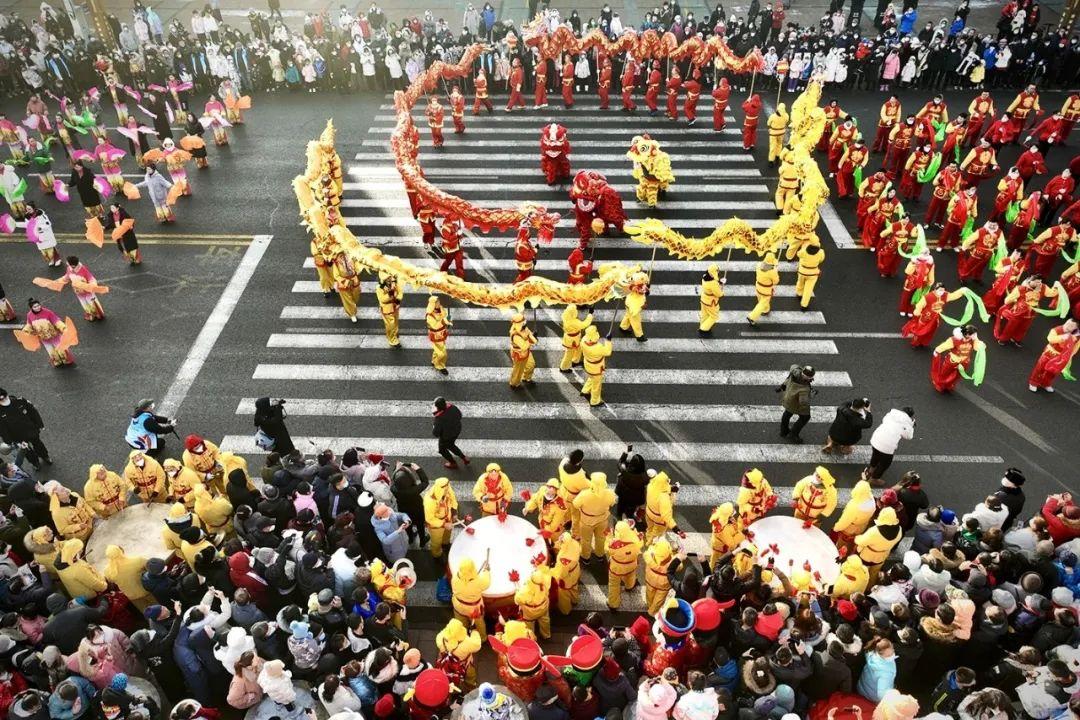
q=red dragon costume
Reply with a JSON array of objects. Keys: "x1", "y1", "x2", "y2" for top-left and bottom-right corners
[{"x1": 570, "y1": 170, "x2": 627, "y2": 243}]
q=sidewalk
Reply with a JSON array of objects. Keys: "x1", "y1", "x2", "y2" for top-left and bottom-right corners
[{"x1": 0, "y1": 0, "x2": 1045, "y2": 43}]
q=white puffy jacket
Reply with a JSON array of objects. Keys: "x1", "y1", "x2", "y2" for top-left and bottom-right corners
[{"x1": 869, "y1": 408, "x2": 914, "y2": 455}]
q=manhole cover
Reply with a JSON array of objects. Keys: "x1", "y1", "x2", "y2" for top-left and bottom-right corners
[{"x1": 99, "y1": 272, "x2": 179, "y2": 294}]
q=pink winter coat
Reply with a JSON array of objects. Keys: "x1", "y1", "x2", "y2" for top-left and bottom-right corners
[
  {"x1": 636, "y1": 681, "x2": 677, "y2": 720},
  {"x1": 882, "y1": 53, "x2": 901, "y2": 81}
]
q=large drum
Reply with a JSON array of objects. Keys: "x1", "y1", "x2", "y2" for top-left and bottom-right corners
[
  {"x1": 447, "y1": 515, "x2": 545, "y2": 612},
  {"x1": 85, "y1": 503, "x2": 174, "y2": 571},
  {"x1": 741, "y1": 515, "x2": 841, "y2": 587}
]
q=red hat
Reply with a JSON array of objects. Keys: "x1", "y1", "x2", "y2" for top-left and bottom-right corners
[
  {"x1": 692, "y1": 598, "x2": 724, "y2": 632},
  {"x1": 413, "y1": 668, "x2": 450, "y2": 707},
  {"x1": 373, "y1": 694, "x2": 396, "y2": 718},
  {"x1": 836, "y1": 599, "x2": 859, "y2": 622},
  {"x1": 506, "y1": 637, "x2": 542, "y2": 675},
  {"x1": 184, "y1": 434, "x2": 203, "y2": 452},
  {"x1": 567, "y1": 631, "x2": 603, "y2": 671},
  {"x1": 366, "y1": 452, "x2": 385, "y2": 464}
]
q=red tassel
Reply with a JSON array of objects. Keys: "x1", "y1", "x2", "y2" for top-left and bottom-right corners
[
  {"x1": 525, "y1": 537, "x2": 535, "y2": 547},
  {"x1": 520, "y1": 490, "x2": 533, "y2": 501},
  {"x1": 465, "y1": 527, "x2": 476, "y2": 535},
  {"x1": 508, "y1": 569, "x2": 520, "y2": 582}
]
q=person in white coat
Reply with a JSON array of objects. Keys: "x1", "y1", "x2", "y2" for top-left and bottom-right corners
[
  {"x1": 862, "y1": 406, "x2": 915, "y2": 486},
  {"x1": 15, "y1": 202, "x2": 61, "y2": 266},
  {"x1": 963, "y1": 495, "x2": 1010, "y2": 532}
]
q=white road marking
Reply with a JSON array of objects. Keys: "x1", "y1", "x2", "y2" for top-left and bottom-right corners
[
  {"x1": 220, "y1": 434, "x2": 1004, "y2": 465},
  {"x1": 819, "y1": 201, "x2": 857, "y2": 249},
  {"x1": 291, "y1": 279, "x2": 798, "y2": 298},
  {"x1": 346, "y1": 165, "x2": 764, "y2": 178},
  {"x1": 267, "y1": 333, "x2": 838, "y2": 354},
  {"x1": 301, "y1": 257, "x2": 796, "y2": 272},
  {"x1": 340, "y1": 198, "x2": 777, "y2": 212},
  {"x1": 235, "y1": 397, "x2": 835, "y2": 423},
  {"x1": 354, "y1": 151, "x2": 757, "y2": 162},
  {"x1": 158, "y1": 235, "x2": 271, "y2": 416},
  {"x1": 342, "y1": 182, "x2": 770, "y2": 194},
  {"x1": 279, "y1": 306, "x2": 824, "y2": 324},
  {"x1": 252, "y1": 363, "x2": 853, "y2": 386},
  {"x1": 739, "y1": 331, "x2": 904, "y2": 338},
  {"x1": 362, "y1": 138, "x2": 746, "y2": 149},
  {"x1": 368, "y1": 126, "x2": 742, "y2": 136}
]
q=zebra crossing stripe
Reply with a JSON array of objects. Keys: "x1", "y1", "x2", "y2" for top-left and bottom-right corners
[
  {"x1": 346, "y1": 166, "x2": 764, "y2": 178},
  {"x1": 252, "y1": 364, "x2": 852, "y2": 386},
  {"x1": 342, "y1": 182, "x2": 770, "y2": 194},
  {"x1": 368, "y1": 126, "x2": 742, "y2": 136},
  {"x1": 278, "y1": 306, "x2": 824, "y2": 324},
  {"x1": 340, "y1": 198, "x2": 777, "y2": 212},
  {"x1": 361, "y1": 138, "x2": 747, "y2": 149},
  {"x1": 353, "y1": 151, "x2": 757, "y2": 162},
  {"x1": 290, "y1": 280, "x2": 799, "y2": 298},
  {"x1": 266, "y1": 333, "x2": 838, "y2": 354}
]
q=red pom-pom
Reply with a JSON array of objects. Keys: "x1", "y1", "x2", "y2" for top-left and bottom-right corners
[
  {"x1": 465, "y1": 527, "x2": 476, "y2": 535},
  {"x1": 803, "y1": 560, "x2": 812, "y2": 572},
  {"x1": 525, "y1": 537, "x2": 535, "y2": 547},
  {"x1": 520, "y1": 490, "x2": 532, "y2": 501},
  {"x1": 497, "y1": 511, "x2": 508, "y2": 522},
  {"x1": 508, "y1": 570, "x2": 520, "y2": 582}
]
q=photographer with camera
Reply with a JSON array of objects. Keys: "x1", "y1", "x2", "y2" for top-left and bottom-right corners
[
  {"x1": 253, "y1": 397, "x2": 294, "y2": 455},
  {"x1": 861, "y1": 406, "x2": 916, "y2": 486},
  {"x1": 777, "y1": 364, "x2": 816, "y2": 444},
  {"x1": 124, "y1": 398, "x2": 176, "y2": 457}
]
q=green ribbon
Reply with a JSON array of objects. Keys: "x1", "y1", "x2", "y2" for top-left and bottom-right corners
[
  {"x1": 941, "y1": 287, "x2": 992, "y2": 326},
  {"x1": 933, "y1": 121, "x2": 946, "y2": 143},
  {"x1": 1035, "y1": 282, "x2": 1069, "y2": 318},
  {"x1": 854, "y1": 165, "x2": 863, "y2": 190},
  {"x1": 960, "y1": 215, "x2": 975, "y2": 241},
  {"x1": 959, "y1": 342, "x2": 987, "y2": 386},
  {"x1": 917, "y1": 153, "x2": 942, "y2": 184},
  {"x1": 0, "y1": 177, "x2": 26, "y2": 203},
  {"x1": 988, "y1": 232, "x2": 1008, "y2": 273},
  {"x1": 1064, "y1": 356, "x2": 1077, "y2": 382},
  {"x1": 1004, "y1": 201, "x2": 1020, "y2": 225},
  {"x1": 1063, "y1": 243, "x2": 1080, "y2": 265}
]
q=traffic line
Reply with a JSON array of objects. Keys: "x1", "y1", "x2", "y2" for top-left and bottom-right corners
[
  {"x1": 368, "y1": 126, "x2": 742, "y2": 136},
  {"x1": 343, "y1": 216, "x2": 778, "y2": 229},
  {"x1": 234, "y1": 397, "x2": 834, "y2": 423},
  {"x1": 346, "y1": 166, "x2": 764, "y2": 178},
  {"x1": 819, "y1": 201, "x2": 857, "y2": 250},
  {"x1": 252, "y1": 363, "x2": 853, "y2": 386},
  {"x1": 342, "y1": 182, "x2": 770, "y2": 194},
  {"x1": 372, "y1": 111, "x2": 738, "y2": 122},
  {"x1": 266, "y1": 333, "x2": 838, "y2": 354},
  {"x1": 340, "y1": 198, "x2": 777, "y2": 212},
  {"x1": 290, "y1": 280, "x2": 798, "y2": 298},
  {"x1": 354, "y1": 151, "x2": 757, "y2": 162},
  {"x1": 361, "y1": 138, "x2": 746, "y2": 149},
  {"x1": 220, "y1": 434, "x2": 1003, "y2": 465},
  {"x1": 300, "y1": 235, "x2": 775, "y2": 252},
  {"x1": 279, "y1": 306, "x2": 824, "y2": 324},
  {"x1": 158, "y1": 235, "x2": 272, "y2": 416},
  {"x1": 301, "y1": 257, "x2": 797, "y2": 272}
]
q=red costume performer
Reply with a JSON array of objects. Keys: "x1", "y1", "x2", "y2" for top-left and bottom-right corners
[
  {"x1": 873, "y1": 95, "x2": 902, "y2": 153},
  {"x1": 931, "y1": 327, "x2": 983, "y2": 393},
  {"x1": 620, "y1": 57, "x2": 638, "y2": 111},
  {"x1": 1015, "y1": 146, "x2": 1047, "y2": 184},
  {"x1": 990, "y1": 169, "x2": 1024, "y2": 223},
  {"x1": 534, "y1": 58, "x2": 549, "y2": 108},
  {"x1": 570, "y1": 169, "x2": 627, "y2": 243},
  {"x1": 741, "y1": 94, "x2": 762, "y2": 151},
  {"x1": 958, "y1": 222, "x2": 1004, "y2": 283},
  {"x1": 567, "y1": 245, "x2": 593, "y2": 284},
  {"x1": 1060, "y1": 94, "x2": 1080, "y2": 143},
  {"x1": 1006, "y1": 86, "x2": 1041, "y2": 140},
  {"x1": 983, "y1": 253, "x2": 1026, "y2": 315},
  {"x1": 1029, "y1": 113, "x2": 1065, "y2": 149},
  {"x1": 473, "y1": 70, "x2": 493, "y2": 114},
  {"x1": 916, "y1": 96, "x2": 949, "y2": 131},
  {"x1": 449, "y1": 86, "x2": 466, "y2": 133},
  {"x1": 966, "y1": 93, "x2": 995, "y2": 147},
  {"x1": 938, "y1": 188, "x2": 977, "y2": 250},
  {"x1": 877, "y1": 215, "x2": 915, "y2": 278},
  {"x1": 426, "y1": 98, "x2": 445, "y2": 148},
  {"x1": 644, "y1": 62, "x2": 661, "y2": 114},
  {"x1": 561, "y1": 57, "x2": 575, "y2": 108},
  {"x1": 835, "y1": 142, "x2": 868, "y2": 199},
  {"x1": 514, "y1": 226, "x2": 538, "y2": 283},
  {"x1": 489, "y1": 636, "x2": 571, "y2": 705},
  {"x1": 857, "y1": 171, "x2": 889, "y2": 230},
  {"x1": 1008, "y1": 191, "x2": 1041, "y2": 251},
  {"x1": 1043, "y1": 170, "x2": 1075, "y2": 222},
  {"x1": 983, "y1": 114, "x2": 1017, "y2": 147},
  {"x1": 940, "y1": 117, "x2": 966, "y2": 164},
  {"x1": 597, "y1": 59, "x2": 613, "y2": 110},
  {"x1": 902, "y1": 285, "x2": 959, "y2": 347},
  {"x1": 925, "y1": 164, "x2": 961, "y2": 227},
  {"x1": 1060, "y1": 260, "x2": 1080, "y2": 318},
  {"x1": 899, "y1": 145, "x2": 933, "y2": 201},
  {"x1": 1026, "y1": 222, "x2": 1075, "y2": 280},
  {"x1": 995, "y1": 278, "x2": 1058, "y2": 345},
  {"x1": 506, "y1": 59, "x2": 525, "y2": 111},
  {"x1": 682, "y1": 68, "x2": 701, "y2": 125},
  {"x1": 406, "y1": 669, "x2": 455, "y2": 720},
  {"x1": 418, "y1": 204, "x2": 437, "y2": 245},
  {"x1": 862, "y1": 191, "x2": 901, "y2": 250},
  {"x1": 1029, "y1": 322, "x2": 1080, "y2": 392},
  {"x1": 827, "y1": 120, "x2": 857, "y2": 176},
  {"x1": 540, "y1": 123, "x2": 571, "y2": 185},
  {"x1": 665, "y1": 66, "x2": 682, "y2": 120},
  {"x1": 818, "y1": 101, "x2": 845, "y2": 152},
  {"x1": 712, "y1": 78, "x2": 730, "y2": 131},
  {"x1": 886, "y1": 117, "x2": 917, "y2": 180},
  {"x1": 960, "y1": 141, "x2": 998, "y2": 188},
  {"x1": 899, "y1": 253, "x2": 935, "y2": 316},
  {"x1": 438, "y1": 218, "x2": 466, "y2": 278}
]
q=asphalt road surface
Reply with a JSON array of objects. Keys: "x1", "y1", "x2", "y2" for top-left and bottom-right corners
[{"x1": 3, "y1": 83, "x2": 1077, "y2": 620}]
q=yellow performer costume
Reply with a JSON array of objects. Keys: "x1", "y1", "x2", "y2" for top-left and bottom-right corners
[
  {"x1": 604, "y1": 520, "x2": 643, "y2": 610},
  {"x1": 426, "y1": 296, "x2": 451, "y2": 373},
  {"x1": 473, "y1": 463, "x2": 512, "y2": 516},
  {"x1": 627, "y1": 134, "x2": 675, "y2": 207},
  {"x1": 181, "y1": 437, "x2": 224, "y2": 491},
  {"x1": 124, "y1": 451, "x2": 166, "y2": 503},
  {"x1": 767, "y1": 103, "x2": 789, "y2": 164},
  {"x1": 310, "y1": 239, "x2": 335, "y2": 294},
  {"x1": 572, "y1": 472, "x2": 616, "y2": 561},
  {"x1": 619, "y1": 272, "x2": 649, "y2": 340},
  {"x1": 551, "y1": 531, "x2": 581, "y2": 615},
  {"x1": 559, "y1": 304, "x2": 593, "y2": 371},
  {"x1": 84, "y1": 464, "x2": 130, "y2": 518},
  {"x1": 708, "y1": 502, "x2": 745, "y2": 568},
  {"x1": 558, "y1": 454, "x2": 590, "y2": 539},
  {"x1": 435, "y1": 618, "x2": 483, "y2": 689},
  {"x1": 854, "y1": 506, "x2": 902, "y2": 585},
  {"x1": 370, "y1": 558, "x2": 407, "y2": 605},
  {"x1": 644, "y1": 471, "x2": 677, "y2": 544},
  {"x1": 104, "y1": 545, "x2": 152, "y2": 610},
  {"x1": 774, "y1": 149, "x2": 801, "y2": 213},
  {"x1": 375, "y1": 273, "x2": 403, "y2": 347},
  {"x1": 451, "y1": 558, "x2": 491, "y2": 639},
  {"x1": 791, "y1": 466, "x2": 838, "y2": 527},
  {"x1": 699, "y1": 264, "x2": 724, "y2": 335},
  {"x1": 642, "y1": 537, "x2": 674, "y2": 615},
  {"x1": 56, "y1": 539, "x2": 107, "y2": 600},
  {"x1": 831, "y1": 555, "x2": 870, "y2": 598},
  {"x1": 193, "y1": 485, "x2": 233, "y2": 537},
  {"x1": 162, "y1": 502, "x2": 200, "y2": 553},
  {"x1": 164, "y1": 458, "x2": 203, "y2": 508},
  {"x1": 795, "y1": 243, "x2": 825, "y2": 309},
  {"x1": 179, "y1": 530, "x2": 214, "y2": 569},
  {"x1": 331, "y1": 251, "x2": 361, "y2": 322},
  {"x1": 24, "y1": 526, "x2": 59, "y2": 576},
  {"x1": 747, "y1": 253, "x2": 780, "y2": 324},
  {"x1": 736, "y1": 468, "x2": 776, "y2": 525},
  {"x1": 509, "y1": 313, "x2": 537, "y2": 388},
  {"x1": 524, "y1": 479, "x2": 570, "y2": 539},
  {"x1": 495, "y1": 619, "x2": 535, "y2": 646},
  {"x1": 580, "y1": 325, "x2": 613, "y2": 406},
  {"x1": 423, "y1": 477, "x2": 458, "y2": 558},
  {"x1": 514, "y1": 567, "x2": 552, "y2": 639},
  {"x1": 831, "y1": 480, "x2": 876, "y2": 549}
]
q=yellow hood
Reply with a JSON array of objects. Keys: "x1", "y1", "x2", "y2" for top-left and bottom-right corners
[
  {"x1": 876, "y1": 507, "x2": 899, "y2": 527},
  {"x1": 163, "y1": 458, "x2": 182, "y2": 474},
  {"x1": 167, "y1": 502, "x2": 189, "y2": 520},
  {"x1": 60, "y1": 538, "x2": 83, "y2": 564},
  {"x1": 584, "y1": 325, "x2": 600, "y2": 342},
  {"x1": 777, "y1": 102, "x2": 787, "y2": 114},
  {"x1": 710, "y1": 502, "x2": 735, "y2": 526},
  {"x1": 555, "y1": 533, "x2": 581, "y2": 559},
  {"x1": 742, "y1": 468, "x2": 765, "y2": 490},
  {"x1": 587, "y1": 472, "x2": 608, "y2": 494},
  {"x1": 436, "y1": 618, "x2": 467, "y2": 649},
  {"x1": 499, "y1": 620, "x2": 533, "y2": 645},
  {"x1": 456, "y1": 558, "x2": 477, "y2": 582},
  {"x1": 105, "y1": 545, "x2": 124, "y2": 560},
  {"x1": 706, "y1": 264, "x2": 719, "y2": 281},
  {"x1": 485, "y1": 462, "x2": 501, "y2": 474},
  {"x1": 647, "y1": 471, "x2": 671, "y2": 496},
  {"x1": 127, "y1": 450, "x2": 148, "y2": 465},
  {"x1": 426, "y1": 295, "x2": 440, "y2": 310},
  {"x1": 432, "y1": 477, "x2": 450, "y2": 498},
  {"x1": 814, "y1": 467, "x2": 836, "y2": 487},
  {"x1": 840, "y1": 555, "x2": 866, "y2": 575},
  {"x1": 612, "y1": 520, "x2": 638, "y2": 544},
  {"x1": 850, "y1": 480, "x2": 872, "y2": 504},
  {"x1": 87, "y1": 463, "x2": 107, "y2": 484},
  {"x1": 646, "y1": 538, "x2": 673, "y2": 563},
  {"x1": 30, "y1": 526, "x2": 54, "y2": 545}
]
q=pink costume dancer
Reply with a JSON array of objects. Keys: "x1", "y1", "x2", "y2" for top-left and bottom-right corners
[
  {"x1": 117, "y1": 117, "x2": 157, "y2": 166},
  {"x1": 64, "y1": 259, "x2": 105, "y2": 321},
  {"x1": 90, "y1": 139, "x2": 126, "y2": 191},
  {"x1": 159, "y1": 138, "x2": 191, "y2": 196},
  {"x1": 201, "y1": 96, "x2": 231, "y2": 145},
  {"x1": 22, "y1": 299, "x2": 74, "y2": 367},
  {"x1": 218, "y1": 80, "x2": 246, "y2": 124},
  {"x1": 23, "y1": 95, "x2": 52, "y2": 141},
  {"x1": 0, "y1": 113, "x2": 25, "y2": 161}
]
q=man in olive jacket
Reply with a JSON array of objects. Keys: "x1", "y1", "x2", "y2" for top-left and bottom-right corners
[{"x1": 778, "y1": 364, "x2": 815, "y2": 443}]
